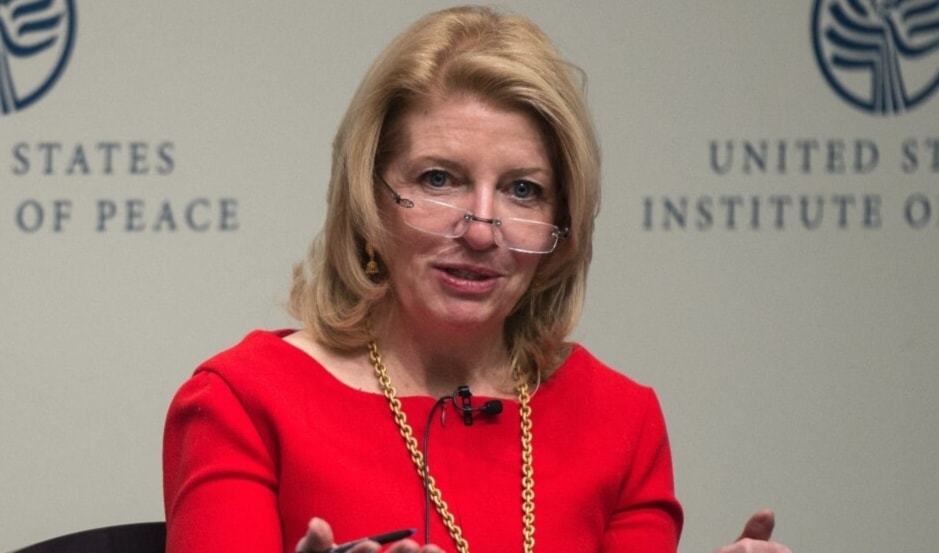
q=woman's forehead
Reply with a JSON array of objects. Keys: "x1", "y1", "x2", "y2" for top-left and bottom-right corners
[{"x1": 391, "y1": 95, "x2": 552, "y2": 167}]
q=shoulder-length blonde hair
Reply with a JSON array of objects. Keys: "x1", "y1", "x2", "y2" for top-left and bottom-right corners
[{"x1": 289, "y1": 5, "x2": 600, "y2": 380}]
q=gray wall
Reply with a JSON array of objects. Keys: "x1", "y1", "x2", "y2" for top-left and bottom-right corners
[{"x1": 3, "y1": 2, "x2": 937, "y2": 552}]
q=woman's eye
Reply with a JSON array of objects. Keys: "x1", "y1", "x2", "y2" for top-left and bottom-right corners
[
  {"x1": 421, "y1": 170, "x2": 450, "y2": 188},
  {"x1": 511, "y1": 180, "x2": 540, "y2": 199}
]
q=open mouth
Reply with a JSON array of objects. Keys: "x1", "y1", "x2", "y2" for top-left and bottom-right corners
[{"x1": 444, "y1": 268, "x2": 491, "y2": 281}]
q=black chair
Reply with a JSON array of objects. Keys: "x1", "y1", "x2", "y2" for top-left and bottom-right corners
[{"x1": 11, "y1": 523, "x2": 166, "y2": 553}]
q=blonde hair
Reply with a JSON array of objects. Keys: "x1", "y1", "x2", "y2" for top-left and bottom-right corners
[{"x1": 288, "y1": 5, "x2": 600, "y2": 379}]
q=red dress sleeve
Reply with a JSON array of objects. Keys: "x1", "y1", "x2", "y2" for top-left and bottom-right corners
[
  {"x1": 600, "y1": 388, "x2": 683, "y2": 552},
  {"x1": 163, "y1": 370, "x2": 283, "y2": 553}
]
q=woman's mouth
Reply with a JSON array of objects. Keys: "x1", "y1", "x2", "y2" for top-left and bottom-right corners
[
  {"x1": 444, "y1": 268, "x2": 490, "y2": 281},
  {"x1": 436, "y1": 263, "x2": 503, "y2": 283}
]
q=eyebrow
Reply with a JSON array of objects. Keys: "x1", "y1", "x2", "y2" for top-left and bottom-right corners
[
  {"x1": 401, "y1": 156, "x2": 553, "y2": 183},
  {"x1": 503, "y1": 167, "x2": 554, "y2": 182},
  {"x1": 401, "y1": 156, "x2": 469, "y2": 176}
]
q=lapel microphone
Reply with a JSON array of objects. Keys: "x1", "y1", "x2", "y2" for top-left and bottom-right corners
[{"x1": 454, "y1": 385, "x2": 503, "y2": 425}]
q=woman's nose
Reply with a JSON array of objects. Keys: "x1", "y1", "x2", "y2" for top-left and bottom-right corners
[
  {"x1": 459, "y1": 190, "x2": 499, "y2": 250},
  {"x1": 467, "y1": 186, "x2": 496, "y2": 219},
  {"x1": 460, "y1": 215, "x2": 500, "y2": 250}
]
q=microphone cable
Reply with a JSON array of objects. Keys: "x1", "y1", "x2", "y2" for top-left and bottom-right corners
[
  {"x1": 418, "y1": 387, "x2": 504, "y2": 544},
  {"x1": 421, "y1": 395, "x2": 450, "y2": 545}
]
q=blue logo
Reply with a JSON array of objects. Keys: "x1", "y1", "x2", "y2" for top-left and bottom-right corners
[
  {"x1": 0, "y1": 0, "x2": 76, "y2": 115},
  {"x1": 812, "y1": 0, "x2": 939, "y2": 115}
]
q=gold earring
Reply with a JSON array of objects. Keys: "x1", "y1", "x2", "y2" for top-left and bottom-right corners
[{"x1": 365, "y1": 243, "x2": 380, "y2": 276}]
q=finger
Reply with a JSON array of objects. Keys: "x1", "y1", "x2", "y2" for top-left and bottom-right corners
[
  {"x1": 386, "y1": 540, "x2": 445, "y2": 553},
  {"x1": 344, "y1": 540, "x2": 381, "y2": 553},
  {"x1": 737, "y1": 509, "x2": 776, "y2": 542},
  {"x1": 385, "y1": 539, "x2": 420, "y2": 553},
  {"x1": 296, "y1": 517, "x2": 335, "y2": 553}
]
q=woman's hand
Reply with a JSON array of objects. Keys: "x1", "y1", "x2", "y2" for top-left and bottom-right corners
[
  {"x1": 295, "y1": 517, "x2": 445, "y2": 553},
  {"x1": 711, "y1": 510, "x2": 792, "y2": 553}
]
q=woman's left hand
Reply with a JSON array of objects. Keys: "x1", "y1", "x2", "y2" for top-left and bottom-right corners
[
  {"x1": 295, "y1": 517, "x2": 445, "y2": 553},
  {"x1": 711, "y1": 510, "x2": 793, "y2": 553}
]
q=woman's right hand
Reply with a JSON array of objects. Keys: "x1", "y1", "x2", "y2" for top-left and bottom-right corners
[
  {"x1": 710, "y1": 510, "x2": 793, "y2": 553},
  {"x1": 295, "y1": 517, "x2": 445, "y2": 553}
]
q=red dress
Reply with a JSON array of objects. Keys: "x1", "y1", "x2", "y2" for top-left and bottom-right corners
[{"x1": 163, "y1": 330, "x2": 683, "y2": 553}]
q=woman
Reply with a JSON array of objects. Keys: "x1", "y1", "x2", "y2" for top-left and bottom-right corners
[{"x1": 163, "y1": 6, "x2": 792, "y2": 553}]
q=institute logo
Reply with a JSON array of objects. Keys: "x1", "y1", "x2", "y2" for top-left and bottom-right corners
[
  {"x1": 812, "y1": 0, "x2": 939, "y2": 115},
  {"x1": 0, "y1": 0, "x2": 76, "y2": 115}
]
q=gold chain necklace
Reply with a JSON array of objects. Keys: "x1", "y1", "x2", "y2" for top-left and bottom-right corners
[{"x1": 367, "y1": 340, "x2": 535, "y2": 553}]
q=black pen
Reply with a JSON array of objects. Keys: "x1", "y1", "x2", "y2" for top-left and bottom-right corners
[{"x1": 324, "y1": 528, "x2": 416, "y2": 553}]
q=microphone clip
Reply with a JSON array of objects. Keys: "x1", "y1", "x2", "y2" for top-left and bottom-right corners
[
  {"x1": 453, "y1": 385, "x2": 503, "y2": 426},
  {"x1": 456, "y1": 385, "x2": 475, "y2": 426}
]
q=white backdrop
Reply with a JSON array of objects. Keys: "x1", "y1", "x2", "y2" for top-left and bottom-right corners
[{"x1": 2, "y1": 2, "x2": 938, "y2": 552}]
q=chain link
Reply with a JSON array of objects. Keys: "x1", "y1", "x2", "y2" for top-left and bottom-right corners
[
  {"x1": 518, "y1": 378, "x2": 535, "y2": 553},
  {"x1": 367, "y1": 340, "x2": 534, "y2": 553}
]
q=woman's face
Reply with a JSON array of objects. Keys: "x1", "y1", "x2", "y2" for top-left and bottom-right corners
[{"x1": 379, "y1": 93, "x2": 557, "y2": 336}]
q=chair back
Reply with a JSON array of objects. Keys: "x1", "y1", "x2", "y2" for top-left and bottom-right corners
[{"x1": 11, "y1": 522, "x2": 166, "y2": 553}]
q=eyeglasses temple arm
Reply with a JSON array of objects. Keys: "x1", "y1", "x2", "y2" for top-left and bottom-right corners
[{"x1": 376, "y1": 174, "x2": 415, "y2": 208}]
